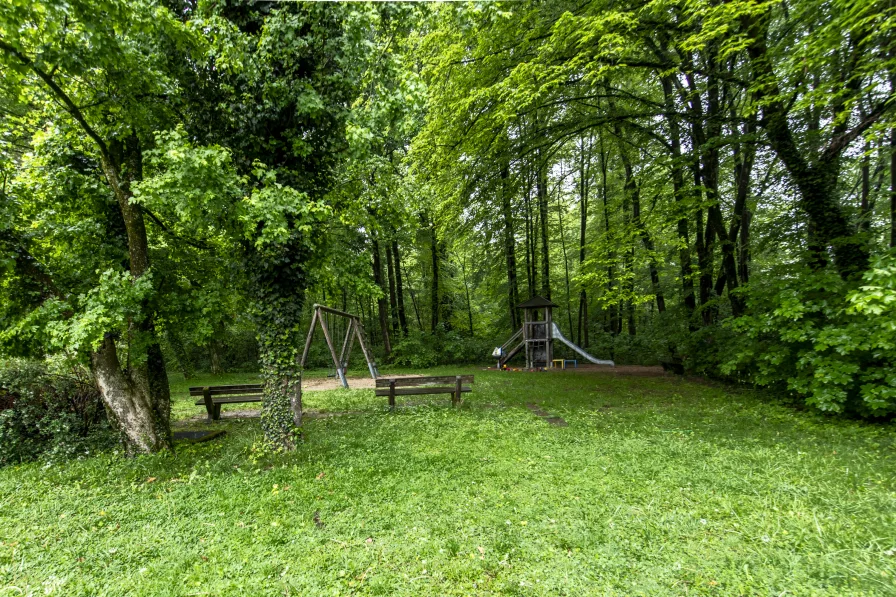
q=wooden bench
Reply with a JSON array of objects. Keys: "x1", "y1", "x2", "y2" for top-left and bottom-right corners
[
  {"x1": 190, "y1": 384, "x2": 263, "y2": 421},
  {"x1": 374, "y1": 375, "x2": 474, "y2": 408}
]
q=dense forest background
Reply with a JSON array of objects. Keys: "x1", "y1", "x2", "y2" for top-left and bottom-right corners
[{"x1": 2, "y1": 0, "x2": 895, "y2": 451}]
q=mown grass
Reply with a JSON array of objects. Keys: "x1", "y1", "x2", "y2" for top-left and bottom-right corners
[{"x1": 2, "y1": 368, "x2": 895, "y2": 596}]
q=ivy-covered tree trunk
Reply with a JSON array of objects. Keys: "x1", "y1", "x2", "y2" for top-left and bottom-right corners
[
  {"x1": 246, "y1": 237, "x2": 305, "y2": 450},
  {"x1": 743, "y1": 14, "x2": 872, "y2": 279}
]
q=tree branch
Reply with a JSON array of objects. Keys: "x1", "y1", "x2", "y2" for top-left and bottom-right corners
[
  {"x1": 822, "y1": 98, "x2": 894, "y2": 163},
  {"x1": 143, "y1": 209, "x2": 214, "y2": 252},
  {"x1": 0, "y1": 37, "x2": 110, "y2": 162}
]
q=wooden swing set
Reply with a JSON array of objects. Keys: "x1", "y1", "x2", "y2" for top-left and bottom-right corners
[{"x1": 300, "y1": 304, "x2": 379, "y2": 388}]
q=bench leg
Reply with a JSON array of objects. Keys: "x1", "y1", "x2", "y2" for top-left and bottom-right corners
[
  {"x1": 453, "y1": 376, "x2": 462, "y2": 407},
  {"x1": 389, "y1": 380, "x2": 396, "y2": 411},
  {"x1": 202, "y1": 388, "x2": 215, "y2": 421},
  {"x1": 213, "y1": 403, "x2": 222, "y2": 421}
]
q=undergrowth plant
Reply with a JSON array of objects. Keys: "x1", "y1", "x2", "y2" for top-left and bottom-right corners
[{"x1": 723, "y1": 252, "x2": 896, "y2": 416}]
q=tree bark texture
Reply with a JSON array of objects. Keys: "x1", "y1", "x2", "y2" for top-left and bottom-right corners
[
  {"x1": 661, "y1": 76, "x2": 697, "y2": 321},
  {"x1": 371, "y1": 237, "x2": 392, "y2": 357},
  {"x1": 386, "y1": 239, "x2": 398, "y2": 336},
  {"x1": 537, "y1": 150, "x2": 551, "y2": 299},
  {"x1": 392, "y1": 241, "x2": 409, "y2": 336},
  {"x1": 429, "y1": 218, "x2": 440, "y2": 331},
  {"x1": 500, "y1": 158, "x2": 521, "y2": 331},
  {"x1": 577, "y1": 138, "x2": 590, "y2": 347}
]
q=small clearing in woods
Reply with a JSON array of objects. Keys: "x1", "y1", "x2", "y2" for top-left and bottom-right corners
[{"x1": 2, "y1": 366, "x2": 894, "y2": 596}]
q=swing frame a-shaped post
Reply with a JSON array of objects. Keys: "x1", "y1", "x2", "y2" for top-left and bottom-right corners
[{"x1": 299, "y1": 304, "x2": 379, "y2": 389}]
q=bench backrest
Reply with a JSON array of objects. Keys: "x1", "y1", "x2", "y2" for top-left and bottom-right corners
[
  {"x1": 188, "y1": 384, "x2": 263, "y2": 397},
  {"x1": 375, "y1": 375, "x2": 474, "y2": 388}
]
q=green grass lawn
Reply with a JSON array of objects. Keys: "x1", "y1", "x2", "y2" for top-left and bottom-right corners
[{"x1": 2, "y1": 368, "x2": 895, "y2": 596}]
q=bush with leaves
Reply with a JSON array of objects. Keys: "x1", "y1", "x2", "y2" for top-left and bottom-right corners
[
  {"x1": 389, "y1": 330, "x2": 493, "y2": 369},
  {"x1": 0, "y1": 358, "x2": 113, "y2": 464},
  {"x1": 722, "y1": 252, "x2": 896, "y2": 416},
  {"x1": 389, "y1": 330, "x2": 441, "y2": 369}
]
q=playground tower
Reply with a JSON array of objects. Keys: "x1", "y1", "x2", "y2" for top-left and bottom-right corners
[
  {"x1": 494, "y1": 296, "x2": 615, "y2": 369},
  {"x1": 519, "y1": 295, "x2": 557, "y2": 368}
]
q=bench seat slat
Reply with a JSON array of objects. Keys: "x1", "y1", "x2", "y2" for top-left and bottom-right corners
[
  {"x1": 375, "y1": 375, "x2": 474, "y2": 388},
  {"x1": 194, "y1": 395, "x2": 263, "y2": 405},
  {"x1": 374, "y1": 386, "x2": 472, "y2": 397},
  {"x1": 189, "y1": 385, "x2": 262, "y2": 396}
]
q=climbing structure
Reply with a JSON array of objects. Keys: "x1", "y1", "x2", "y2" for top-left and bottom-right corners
[
  {"x1": 300, "y1": 304, "x2": 379, "y2": 388},
  {"x1": 494, "y1": 296, "x2": 614, "y2": 369}
]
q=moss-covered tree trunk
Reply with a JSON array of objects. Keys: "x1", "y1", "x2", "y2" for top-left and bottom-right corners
[{"x1": 246, "y1": 235, "x2": 306, "y2": 449}]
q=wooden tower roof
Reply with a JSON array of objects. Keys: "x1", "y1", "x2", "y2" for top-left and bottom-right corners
[{"x1": 516, "y1": 295, "x2": 558, "y2": 309}]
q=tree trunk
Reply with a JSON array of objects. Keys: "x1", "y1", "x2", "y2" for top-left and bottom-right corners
[
  {"x1": 524, "y1": 164, "x2": 538, "y2": 298},
  {"x1": 537, "y1": 150, "x2": 551, "y2": 299},
  {"x1": 4, "y1": 45, "x2": 171, "y2": 454},
  {"x1": 95, "y1": 134, "x2": 171, "y2": 454},
  {"x1": 891, "y1": 128, "x2": 895, "y2": 248},
  {"x1": 209, "y1": 340, "x2": 222, "y2": 374},
  {"x1": 500, "y1": 157, "x2": 521, "y2": 331},
  {"x1": 743, "y1": 15, "x2": 869, "y2": 278},
  {"x1": 386, "y1": 239, "x2": 398, "y2": 336},
  {"x1": 696, "y1": 205, "x2": 716, "y2": 325},
  {"x1": 461, "y1": 251, "x2": 474, "y2": 336},
  {"x1": 245, "y1": 228, "x2": 307, "y2": 448},
  {"x1": 577, "y1": 137, "x2": 590, "y2": 347},
  {"x1": 860, "y1": 141, "x2": 871, "y2": 233},
  {"x1": 619, "y1": 140, "x2": 665, "y2": 313},
  {"x1": 729, "y1": 109, "x2": 758, "y2": 291},
  {"x1": 166, "y1": 329, "x2": 193, "y2": 380},
  {"x1": 92, "y1": 335, "x2": 171, "y2": 455},
  {"x1": 599, "y1": 138, "x2": 619, "y2": 335},
  {"x1": 438, "y1": 237, "x2": 453, "y2": 331},
  {"x1": 556, "y1": 183, "x2": 575, "y2": 336},
  {"x1": 688, "y1": 52, "x2": 745, "y2": 318},
  {"x1": 406, "y1": 268, "x2": 423, "y2": 330},
  {"x1": 372, "y1": 237, "x2": 392, "y2": 357},
  {"x1": 429, "y1": 217, "x2": 440, "y2": 332},
  {"x1": 392, "y1": 241, "x2": 409, "y2": 336},
  {"x1": 209, "y1": 320, "x2": 225, "y2": 374},
  {"x1": 660, "y1": 76, "x2": 697, "y2": 322},
  {"x1": 738, "y1": 209, "x2": 752, "y2": 285}
]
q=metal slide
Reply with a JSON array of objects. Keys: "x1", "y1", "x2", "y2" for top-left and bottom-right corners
[{"x1": 551, "y1": 323, "x2": 615, "y2": 367}]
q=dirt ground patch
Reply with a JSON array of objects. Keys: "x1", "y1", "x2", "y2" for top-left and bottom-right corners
[{"x1": 301, "y1": 373, "x2": 424, "y2": 391}]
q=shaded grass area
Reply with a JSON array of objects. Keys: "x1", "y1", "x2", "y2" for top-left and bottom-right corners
[{"x1": 2, "y1": 368, "x2": 895, "y2": 595}]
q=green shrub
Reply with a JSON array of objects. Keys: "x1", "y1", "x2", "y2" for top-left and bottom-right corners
[
  {"x1": 0, "y1": 358, "x2": 114, "y2": 464},
  {"x1": 721, "y1": 252, "x2": 896, "y2": 417},
  {"x1": 389, "y1": 330, "x2": 440, "y2": 368},
  {"x1": 388, "y1": 329, "x2": 493, "y2": 369}
]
